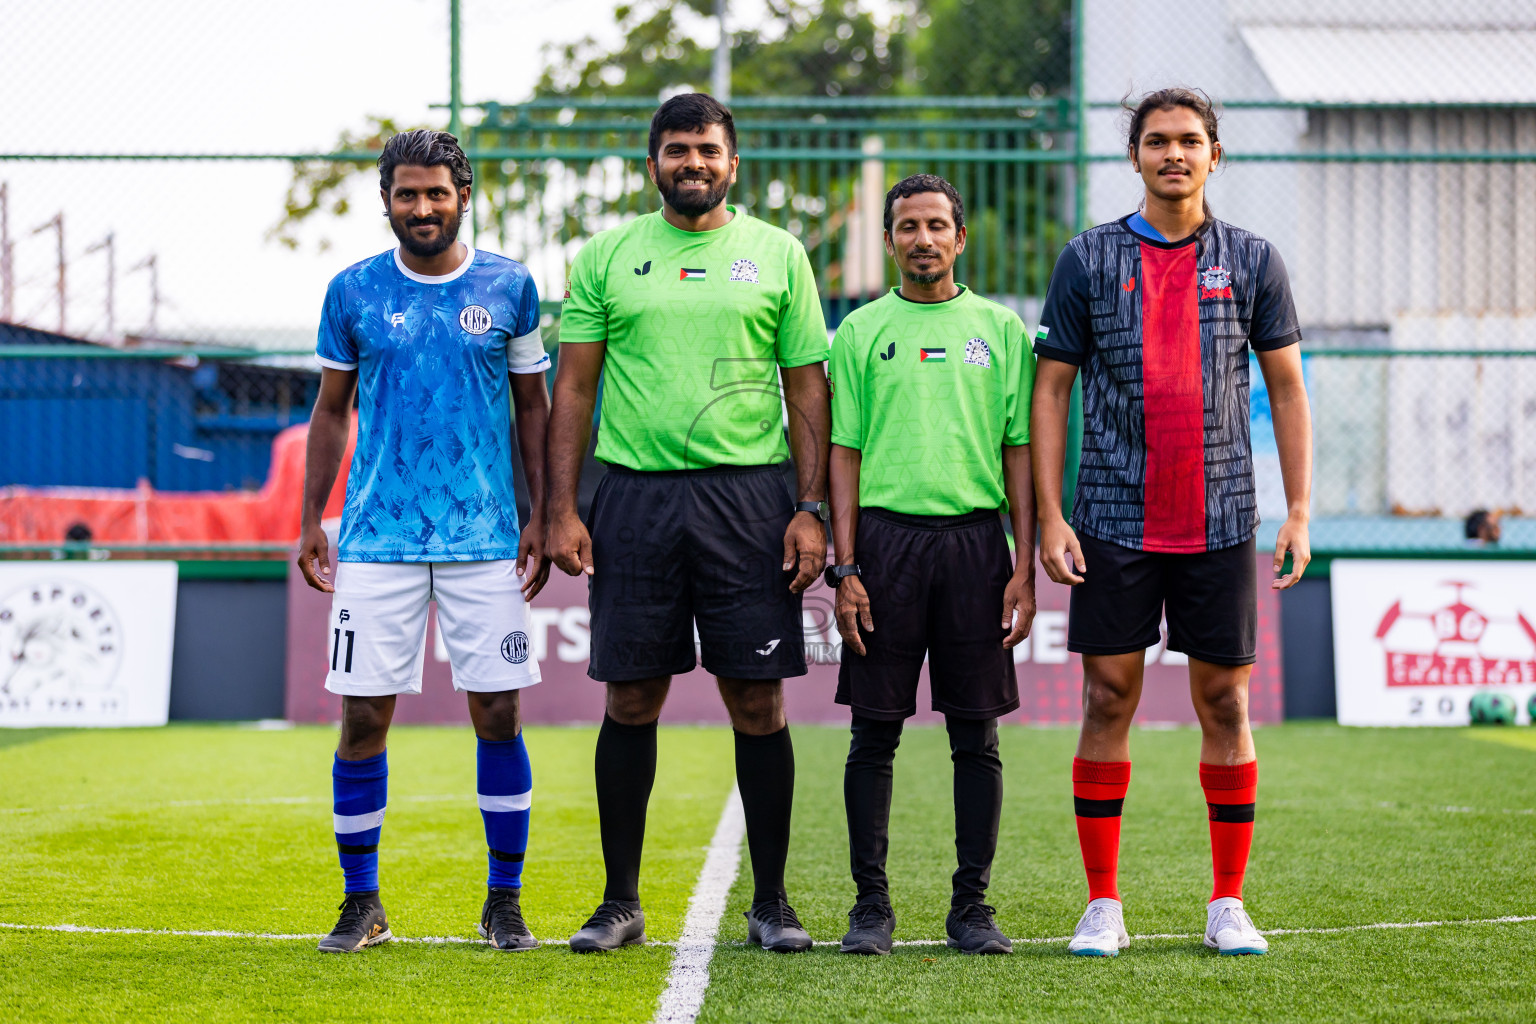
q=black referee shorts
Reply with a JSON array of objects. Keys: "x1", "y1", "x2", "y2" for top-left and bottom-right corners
[
  {"x1": 1066, "y1": 531, "x2": 1258, "y2": 666},
  {"x1": 836, "y1": 507, "x2": 1019, "y2": 721},
  {"x1": 585, "y1": 463, "x2": 807, "y2": 682}
]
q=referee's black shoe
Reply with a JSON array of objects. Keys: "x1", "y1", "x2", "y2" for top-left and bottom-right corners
[
  {"x1": 839, "y1": 900, "x2": 896, "y2": 955},
  {"x1": 317, "y1": 891, "x2": 392, "y2": 953},
  {"x1": 745, "y1": 896, "x2": 813, "y2": 953},
  {"x1": 479, "y1": 886, "x2": 538, "y2": 951},
  {"x1": 569, "y1": 899, "x2": 645, "y2": 952},
  {"x1": 945, "y1": 902, "x2": 1012, "y2": 955}
]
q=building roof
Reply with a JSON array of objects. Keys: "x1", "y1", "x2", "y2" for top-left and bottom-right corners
[{"x1": 1239, "y1": 25, "x2": 1536, "y2": 103}]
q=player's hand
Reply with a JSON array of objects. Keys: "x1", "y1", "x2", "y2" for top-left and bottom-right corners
[
  {"x1": 547, "y1": 509, "x2": 594, "y2": 577},
  {"x1": 1001, "y1": 572, "x2": 1036, "y2": 650},
  {"x1": 297, "y1": 522, "x2": 335, "y2": 594},
  {"x1": 783, "y1": 512, "x2": 827, "y2": 593},
  {"x1": 517, "y1": 516, "x2": 552, "y2": 601},
  {"x1": 1272, "y1": 513, "x2": 1311, "y2": 590},
  {"x1": 834, "y1": 575, "x2": 874, "y2": 657},
  {"x1": 1039, "y1": 516, "x2": 1086, "y2": 585}
]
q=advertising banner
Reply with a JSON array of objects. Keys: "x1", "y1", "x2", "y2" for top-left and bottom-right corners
[
  {"x1": 287, "y1": 545, "x2": 1283, "y2": 727},
  {"x1": 0, "y1": 561, "x2": 179, "y2": 727},
  {"x1": 1332, "y1": 560, "x2": 1536, "y2": 726}
]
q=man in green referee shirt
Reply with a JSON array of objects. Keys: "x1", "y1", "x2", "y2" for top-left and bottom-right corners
[
  {"x1": 828, "y1": 173, "x2": 1037, "y2": 956},
  {"x1": 546, "y1": 93, "x2": 831, "y2": 953}
]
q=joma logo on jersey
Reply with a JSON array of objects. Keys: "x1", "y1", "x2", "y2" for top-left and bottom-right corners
[{"x1": 459, "y1": 305, "x2": 493, "y2": 335}]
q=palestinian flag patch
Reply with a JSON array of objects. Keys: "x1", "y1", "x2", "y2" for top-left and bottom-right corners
[
  {"x1": 1034, "y1": 325, "x2": 1050, "y2": 343},
  {"x1": 679, "y1": 267, "x2": 707, "y2": 281},
  {"x1": 919, "y1": 348, "x2": 946, "y2": 362}
]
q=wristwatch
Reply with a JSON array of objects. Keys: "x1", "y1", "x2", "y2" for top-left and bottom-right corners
[
  {"x1": 824, "y1": 564, "x2": 861, "y2": 588},
  {"x1": 794, "y1": 500, "x2": 829, "y2": 523}
]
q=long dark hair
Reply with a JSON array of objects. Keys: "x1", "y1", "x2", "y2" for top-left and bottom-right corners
[{"x1": 1122, "y1": 88, "x2": 1221, "y2": 218}]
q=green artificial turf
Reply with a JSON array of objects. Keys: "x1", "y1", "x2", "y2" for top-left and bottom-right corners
[{"x1": 2, "y1": 723, "x2": 1534, "y2": 1023}]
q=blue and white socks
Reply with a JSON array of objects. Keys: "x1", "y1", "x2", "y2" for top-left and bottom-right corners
[
  {"x1": 478, "y1": 735, "x2": 533, "y2": 890},
  {"x1": 332, "y1": 751, "x2": 388, "y2": 894}
]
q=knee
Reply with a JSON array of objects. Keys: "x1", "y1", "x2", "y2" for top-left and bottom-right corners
[
  {"x1": 1195, "y1": 684, "x2": 1248, "y2": 734},
  {"x1": 1081, "y1": 674, "x2": 1136, "y2": 727},
  {"x1": 339, "y1": 697, "x2": 391, "y2": 756},
  {"x1": 721, "y1": 679, "x2": 784, "y2": 734},
  {"x1": 944, "y1": 715, "x2": 998, "y2": 757},
  {"x1": 471, "y1": 691, "x2": 522, "y2": 741},
  {"x1": 848, "y1": 715, "x2": 903, "y2": 765},
  {"x1": 606, "y1": 679, "x2": 668, "y2": 726}
]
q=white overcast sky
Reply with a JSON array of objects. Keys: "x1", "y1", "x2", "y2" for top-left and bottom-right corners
[{"x1": 0, "y1": 0, "x2": 651, "y2": 343}]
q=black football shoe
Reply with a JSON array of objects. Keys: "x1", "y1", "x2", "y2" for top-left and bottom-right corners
[
  {"x1": 745, "y1": 896, "x2": 812, "y2": 953},
  {"x1": 479, "y1": 886, "x2": 538, "y2": 951},
  {"x1": 944, "y1": 902, "x2": 1012, "y2": 955},
  {"x1": 839, "y1": 900, "x2": 896, "y2": 955},
  {"x1": 317, "y1": 891, "x2": 392, "y2": 953},
  {"x1": 568, "y1": 899, "x2": 646, "y2": 952}
]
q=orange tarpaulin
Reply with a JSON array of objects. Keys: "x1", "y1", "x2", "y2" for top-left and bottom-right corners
[{"x1": 0, "y1": 416, "x2": 354, "y2": 544}]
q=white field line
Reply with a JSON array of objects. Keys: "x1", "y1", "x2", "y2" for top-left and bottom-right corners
[
  {"x1": 3, "y1": 913, "x2": 1532, "y2": 949},
  {"x1": 652, "y1": 784, "x2": 746, "y2": 1024}
]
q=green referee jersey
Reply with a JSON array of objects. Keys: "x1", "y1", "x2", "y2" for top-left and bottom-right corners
[
  {"x1": 828, "y1": 286, "x2": 1035, "y2": 516},
  {"x1": 560, "y1": 208, "x2": 830, "y2": 471}
]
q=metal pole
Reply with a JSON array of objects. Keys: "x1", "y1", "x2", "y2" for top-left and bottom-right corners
[
  {"x1": 712, "y1": 0, "x2": 730, "y2": 102},
  {"x1": 0, "y1": 182, "x2": 11, "y2": 323},
  {"x1": 1071, "y1": 0, "x2": 1087, "y2": 234},
  {"x1": 32, "y1": 213, "x2": 64, "y2": 334},
  {"x1": 130, "y1": 254, "x2": 159, "y2": 336},
  {"x1": 87, "y1": 232, "x2": 115, "y2": 339},
  {"x1": 448, "y1": 0, "x2": 462, "y2": 139}
]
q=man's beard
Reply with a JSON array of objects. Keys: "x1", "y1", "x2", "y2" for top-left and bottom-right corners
[
  {"x1": 391, "y1": 207, "x2": 462, "y2": 258},
  {"x1": 902, "y1": 250, "x2": 949, "y2": 285},
  {"x1": 659, "y1": 172, "x2": 729, "y2": 217}
]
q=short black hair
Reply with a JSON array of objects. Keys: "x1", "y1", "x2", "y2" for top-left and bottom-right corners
[
  {"x1": 378, "y1": 129, "x2": 472, "y2": 193},
  {"x1": 883, "y1": 174, "x2": 965, "y2": 233},
  {"x1": 648, "y1": 93, "x2": 737, "y2": 162},
  {"x1": 1465, "y1": 509, "x2": 1491, "y2": 539}
]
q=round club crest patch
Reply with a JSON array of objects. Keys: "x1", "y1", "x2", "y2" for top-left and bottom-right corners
[
  {"x1": 459, "y1": 305, "x2": 493, "y2": 335},
  {"x1": 729, "y1": 258, "x2": 759, "y2": 283},
  {"x1": 963, "y1": 338, "x2": 991, "y2": 369},
  {"x1": 501, "y1": 631, "x2": 529, "y2": 665},
  {"x1": 1200, "y1": 266, "x2": 1232, "y2": 292}
]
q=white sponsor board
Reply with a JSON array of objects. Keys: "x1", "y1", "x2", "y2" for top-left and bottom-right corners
[
  {"x1": 1332, "y1": 560, "x2": 1536, "y2": 726},
  {"x1": 0, "y1": 562, "x2": 178, "y2": 727}
]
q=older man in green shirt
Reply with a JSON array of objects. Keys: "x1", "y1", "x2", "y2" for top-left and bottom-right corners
[{"x1": 827, "y1": 173, "x2": 1037, "y2": 956}]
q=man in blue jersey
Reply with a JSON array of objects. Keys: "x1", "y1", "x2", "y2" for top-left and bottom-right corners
[{"x1": 297, "y1": 129, "x2": 553, "y2": 953}]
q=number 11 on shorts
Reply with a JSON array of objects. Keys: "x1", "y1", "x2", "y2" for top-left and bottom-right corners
[{"x1": 332, "y1": 628, "x2": 356, "y2": 673}]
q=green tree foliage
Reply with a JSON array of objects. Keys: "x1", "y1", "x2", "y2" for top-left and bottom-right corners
[{"x1": 911, "y1": 0, "x2": 1070, "y2": 97}]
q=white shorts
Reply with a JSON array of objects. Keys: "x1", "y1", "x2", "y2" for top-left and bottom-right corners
[{"x1": 324, "y1": 560, "x2": 542, "y2": 697}]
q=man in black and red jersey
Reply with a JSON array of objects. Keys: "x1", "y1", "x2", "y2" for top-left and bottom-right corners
[{"x1": 1031, "y1": 89, "x2": 1313, "y2": 958}]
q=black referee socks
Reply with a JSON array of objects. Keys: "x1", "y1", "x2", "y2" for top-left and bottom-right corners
[
  {"x1": 595, "y1": 713, "x2": 658, "y2": 903},
  {"x1": 734, "y1": 725, "x2": 796, "y2": 905}
]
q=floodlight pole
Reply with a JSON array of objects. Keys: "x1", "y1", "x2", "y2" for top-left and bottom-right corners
[
  {"x1": 0, "y1": 182, "x2": 12, "y2": 323},
  {"x1": 448, "y1": 0, "x2": 462, "y2": 139},
  {"x1": 85, "y1": 232, "x2": 116, "y2": 340},
  {"x1": 712, "y1": 0, "x2": 730, "y2": 102},
  {"x1": 32, "y1": 212, "x2": 64, "y2": 335},
  {"x1": 129, "y1": 254, "x2": 160, "y2": 337}
]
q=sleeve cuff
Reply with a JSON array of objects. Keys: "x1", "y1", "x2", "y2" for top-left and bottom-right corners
[
  {"x1": 1004, "y1": 433, "x2": 1031, "y2": 447},
  {"x1": 1032, "y1": 343, "x2": 1083, "y2": 366},
  {"x1": 777, "y1": 348, "x2": 831, "y2": 369},
  {"x1": 315, "y1": 354, "x2": 357, "y2": 371},
  {"x1": 1251, "y1": 329, "x2": 1302, "y2": 352},
  {"x1": 830, "y1": 432, "x2": 862, "y2": 449},
  {"x1": 507, "y1": 327, "x2": 548, "y2": 372},
  {"x1": 510, "y1": 353, "x2": 553, "y2": 375}
]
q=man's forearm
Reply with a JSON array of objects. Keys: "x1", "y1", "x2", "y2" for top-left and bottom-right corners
[
  {"x1": 1003, "y1": 444, "x2": 1036, "y2": 581},
  {"x1": 1271, "y1": 384, "x2": 1313, "y2": 518},
  {"x1": 1030, "y1": 390, "x2": 1072, "y2": 522},
  {"x1": 300, "y1": 407, "x2": 350, "y2": 529},
  {"x1": 546, "y1": 382, "x2": 595, "y2": 518},
  {"x1": 783, "y1": 364, "x2": 830, "y2": 502},
  {"x1": 512, "y1": 378, "x2": 551, "y2": 518},
  {"x1": 829, "y1": 444, "x2": 861, "y2": 565}
]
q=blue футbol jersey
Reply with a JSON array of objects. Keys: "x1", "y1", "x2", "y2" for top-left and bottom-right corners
[{"x1": 315, "y1": 247, "x2": 551, "y2": 562}]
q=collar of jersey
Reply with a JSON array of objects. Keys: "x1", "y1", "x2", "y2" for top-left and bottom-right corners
[
  {"x1": 888, "y1": 284, "x2": 969, "y2": 309},
  {"x1": 1116, "y1": 213, "x2": 1211, "y2": 250},
  {"x1": 653, "y1": 205, "x2": 742, "y2": 239},
  {"x1": 393, "y1": 245, "x2": 477, "y2": 284}
]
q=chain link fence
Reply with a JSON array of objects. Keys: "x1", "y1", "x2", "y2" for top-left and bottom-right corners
[{"x1": 1, "y1": 0, "x2": 1533, "y2": 554}]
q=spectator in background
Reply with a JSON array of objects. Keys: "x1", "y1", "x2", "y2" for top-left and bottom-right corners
[{"x1": 1464, "y1": 509, "x2": 1502, "y2": 546}]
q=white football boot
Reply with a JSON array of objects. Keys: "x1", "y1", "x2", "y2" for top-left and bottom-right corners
[
  {"x1": 1204, "y1": 896, "x2": 1269, "y2": 955},
  {"x1": 1068, "y1": 897, "x2": 1130, "y2": 957}
]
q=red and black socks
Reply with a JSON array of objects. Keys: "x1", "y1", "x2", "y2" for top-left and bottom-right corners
[
  {"x1": 1200, "y1": 760, "x2": 1257, "y2": 902},
  {"x1": 1072, "y1": 758, "x2": 1131, "y2": 902}
]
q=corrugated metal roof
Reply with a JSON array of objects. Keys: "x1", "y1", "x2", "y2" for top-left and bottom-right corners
[{"x1": 1239, "y1": 25, "x2": 1536, "y2": 103}]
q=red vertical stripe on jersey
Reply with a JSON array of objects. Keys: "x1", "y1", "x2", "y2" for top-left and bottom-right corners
[{"x1": 1138, "y1": 242, "x2": 1206, "y2": 552}]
